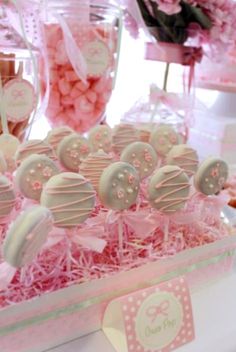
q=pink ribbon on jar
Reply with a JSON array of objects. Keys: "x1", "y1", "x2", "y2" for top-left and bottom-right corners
[
  {"x1": 183, "y1": 46, "x2": 203, "y2": 93},
  {"x1": 146, "y1": 300, "x2": 170, "y2": 323}
]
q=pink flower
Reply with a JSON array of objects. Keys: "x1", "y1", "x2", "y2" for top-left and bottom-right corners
[
  {"x1": 32, "y1": 180, "x2": 42, "y2": 191},
  {"x1": 151, "y1": 0, "x2": 181, "y2": 15}
]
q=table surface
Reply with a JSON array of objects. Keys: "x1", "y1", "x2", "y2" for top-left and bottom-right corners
[{"x1": 46, "y1": 273, "x2": 236, "y2": 352}]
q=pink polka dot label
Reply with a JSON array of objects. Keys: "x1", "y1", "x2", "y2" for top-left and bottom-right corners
[{"x1": 103, "y1": 277, "x2": 194, "y2": 352}]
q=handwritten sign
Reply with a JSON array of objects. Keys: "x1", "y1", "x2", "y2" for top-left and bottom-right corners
[
  {"x1": 3, "y1": 78, "x2": 36, "y2": 123},
  {"x1": 103, "y1": 277, "x2": 194, "y2": 352}
]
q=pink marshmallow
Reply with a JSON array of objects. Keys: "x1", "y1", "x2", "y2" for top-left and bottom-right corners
[
  {"x1": 48, "y1": 90, "x2": 60, "y2": 108},
  {"x1": 65, "y1": 70, "x2": 79, "y2": 82},
  {"x1": 86, "y1": 90, "x2": 97, "y2": 104},
  {"x1": 74, "y1": 95, "x2": 94, "y2": 113},
  {"x1": 55, "y1": 40, "x2": 69, "y2": 65},
  {"x1": 61, "y1": 95, "x2": 73, "y2": 106},
  {"x1": 75, "y1": 80, "x2": 90, "y2": 92},
  {"x1": 45, "y1": 25, "x2": 62, "y2": 48},
  {"x1": 58, "y1": 78, "x2": 72, "y2": 96},
  {"x1": 91, "y1": 79, "x2": 106, "y2": 93},
  {"x1": 70, "y1": 85, "x2": 82, "y2": 99}
]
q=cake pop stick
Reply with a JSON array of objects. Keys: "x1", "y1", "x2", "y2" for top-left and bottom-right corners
[{"x1": 148, "y1": 165, "x2": 190, "y2": 241}]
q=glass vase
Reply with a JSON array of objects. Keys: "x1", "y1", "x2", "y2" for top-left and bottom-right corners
[{"x1": 40, "y1": 1, "x2": 122, "y2": 133}]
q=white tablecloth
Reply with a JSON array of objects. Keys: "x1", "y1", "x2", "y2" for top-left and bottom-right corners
[{"x1": 46, "y1": 273, "x2": 236, "y2": 352}]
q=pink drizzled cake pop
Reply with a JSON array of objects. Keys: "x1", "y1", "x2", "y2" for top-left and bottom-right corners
[
  {"x1": 46, "y1": 126, "x2": 74, "y2": 153},
  {"x1": 15, "y1": 139, "x2": 56, "y2": 165},
  {"x1": 57, "y1": 133, "x2": 91, "y2": 172},
  {"x1": 120, "y1": 142, "x2": 158, "y2": 180},
  {"x1": 88, "y1": 125, "x2": 112, "y2": 153},
  {"x1": 148, "y1": 165, "x2": 190, "y2": 213},
  {"x1": 98, "y1": 161, "x2": 140, "y2": 210},
  {"x1": 0, "y1": 175, "x2": 16, "y2": 222},
  {"x1": 149, "y1": 124, "x2": 180, "y2": 157},
  {"x1": 194, "y1": 157, "x2": 228, "y2": 195},
  {"x1": 40, "y1": 172, "x2": 95, "y2": 227},
  {"x1": 15, "y1": 154, "x2": 60, "y2": 201},
  {"x1": 112, "y1": 124, "x2": 140, "y2": 155},
  {"x1": 80, "y1": 150, "x2": 113, "y2": 191},
  {"x1": 166, "y1": 144, "x2": 199, "y2": 178},
  {"x1": 3, "y1": 206, "x2": 53, "y2": 268}
]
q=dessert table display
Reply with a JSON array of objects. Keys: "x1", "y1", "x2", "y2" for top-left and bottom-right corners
[{"x1": 1, "y1": 1, "x2": 236, "y2": 352}]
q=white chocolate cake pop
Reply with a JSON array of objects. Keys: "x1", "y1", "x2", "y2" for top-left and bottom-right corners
[
  {"x1": 166, "y1": 144, "x2": 199, "y2": 177},
  {"x1": 3, "y1": 206, "x2": 53, "y2": 268},
  {"x1": 120, "y1": 142, "x2": 158, "y2": 180},
  {"x1": 0, "y1": 134, "x2": 20, "y2": 171},
  {"x1": 88, "y1": 125, "x2": 112, "y2": 153},
  {"x1": 98, "y1": 161, "x2": 140, "y2": 210},
  {"x1": 80, "y1": 150, "x2": 113, "y2": 191},
  {"x1": 148, "y1": 165, "x2": 190, "y2": 213},
  {"x1": 46, "y1": 126, "x2": 73, "y2": 153},
  {"x1": 15, "y1": 154, "x2": 60, "y2": 201},
  {"x1": 149, "y1": 124, "x2": 180, "y2": 157},
  {"x1": 194, "y1": 157, "x2": 228, "y2": 195},
  {"x1": 112, "y1": 124, "x2": 140, "y2": 155},
  {"x1": 40, "y1": 172, "x2": 95, "y2": 227},
  {"x1": 15, "y1": 139, "x2": 56, "y2": 165},
  {"x1": 57, "y1": 133, "x2": 91, "y2": 172},
  {"x1": 0, "y1": 175, "x2": 16, "y2": 221}
]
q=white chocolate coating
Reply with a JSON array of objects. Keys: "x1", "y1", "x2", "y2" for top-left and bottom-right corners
[
  {"x1": 120, "y1": 142, "x2": 158, "y2": 180},
  {"x1": 57, "y1": 133, "x2": 91, "y2": 172},
  {"x1": 15, "y1": 139, "x2": 56, "y2": 165},
  {"x1": 166, "y1": 144, "x2": 199, "y2": 177},
  {"x1": 46, "y1": 126, "x2": 73, "y2": 153},
  {"x1": 112, "y1": 124, "x2": 140, "y2": 155},
  {"x1": 3, "y1": 206, "x2": 53, "y2": 268},
  {"x1": 194, "y1": 157, "x2": 228, "y2": 195},
  {"x1": 148, "y1": 165, "x2": 190, "y2": 213},
  {"x1": 149, "y1": 124, "x2": 180, "y2": 157},
  {"x1": 0, "y1": 151, "x2": 7, "y2": 174},
  {"x1": 98, "y1": 161, "x2": 140, "y2": 210},
  {"x1": 40, "y1": 172, "x2": 95, "y2": 227},
  {"x1": 0, "y1": 175, "x2": 16, "y2": 221},
  {"x1": 88, "y1": 125, "x2": 112, "y2": 153},
  {"x1": 79, "y1": 150, "x2": 113, "y2": 191},
  {"x1": 0, "y1": 134, "x2": 20, "y2": 171},
  {"x1": 15, "y1": 154, "x2": 60, "y2": 201}
]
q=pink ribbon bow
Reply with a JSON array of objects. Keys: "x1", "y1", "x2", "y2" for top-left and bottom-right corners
[
  {"x1": 182, "y1": 46, "x2": 203, "y2": 66},
  {"x1": 107, "y1": 208, "x2": 163, "y2": 239},
  {"x1": 146, "y1": 300, "x2": 170, "y2": 323},
  {"x1": 183, "y1": 46, "x2": 203, "y2": 92},
  {"x1": 12, "y1": 89, "x2": 24, "y2": 99},
  {"x1": 149, "y1": 85, "x2": 188, "y2": 112}
]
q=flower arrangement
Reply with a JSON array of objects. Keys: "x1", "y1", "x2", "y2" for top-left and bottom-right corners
[{"x1": 126, "y1": 0, "x2": 236, "y2": 56}]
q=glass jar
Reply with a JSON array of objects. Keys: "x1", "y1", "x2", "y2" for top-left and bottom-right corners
[
  {"x1": 0, "y1": 1, "x2": 40, "y2": 140},
  {"x1": 40, "y1": 1, "x2": 122, "y2": 133}
]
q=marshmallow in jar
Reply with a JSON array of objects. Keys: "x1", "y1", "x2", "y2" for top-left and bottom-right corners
[{"x1": 40, "y1": 2, "x2": 121, "y2": 133}]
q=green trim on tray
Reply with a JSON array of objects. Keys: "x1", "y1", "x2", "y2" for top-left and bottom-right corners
[{"x1": 0, "y1": 249, "x2": 235, "y2": 337}]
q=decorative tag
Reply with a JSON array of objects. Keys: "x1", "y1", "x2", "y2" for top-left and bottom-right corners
[
  {"x1": 82, "y1": 40, "x2": 111, "y2": 77},
  {"x1": 3, "y1": 78, "x2": 36, "y2": 122},
  {"x1": 103, "y1": 277, "x2": 194, "y2": 352}
]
